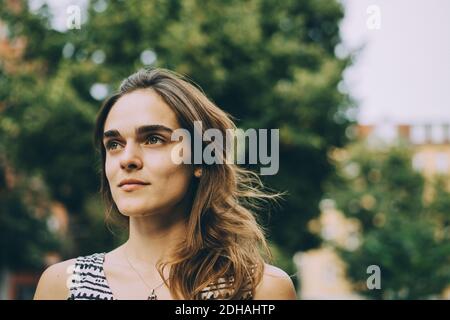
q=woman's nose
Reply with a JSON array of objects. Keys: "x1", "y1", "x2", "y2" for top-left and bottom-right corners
[{"x1": 119, "y1": 144, "x2": 143, "y2": 171}]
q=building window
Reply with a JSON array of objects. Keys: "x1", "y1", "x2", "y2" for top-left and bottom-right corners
[
  {"x1": 410, "y1": 125, "x2": 427, "y2": 144},
  {"x1": 412, "y1": 152, "x2": 425, "y2": 172},
  {"x1": 431, "y1": 125, "x2": 446, "y2": 144},
  {"x1": 373, "y1": 123, "x2": 397, "y2": 142},
  {"x1": 435, "y1": 153, "x2": 448, "y2": 174}
]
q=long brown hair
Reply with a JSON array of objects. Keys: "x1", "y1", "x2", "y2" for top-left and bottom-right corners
[{"x1": 93, "y1": 68, "x2": 281, "y2": 299}]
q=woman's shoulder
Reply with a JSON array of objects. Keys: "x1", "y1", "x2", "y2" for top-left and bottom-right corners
[
  {"x1": 33, "y1": 257, "x2": 78, "y2": 300},
  {"x1": 253, "y1": 263, "x2": 297, "y2": 300},
  {"x1": 33, "y1": 252, "x2": 105, "y2": 300}
]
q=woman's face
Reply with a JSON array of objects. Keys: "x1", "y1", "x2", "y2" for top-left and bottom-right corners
[{"x1": 103, "y1": 89, "x2": 194, "y2": 217}]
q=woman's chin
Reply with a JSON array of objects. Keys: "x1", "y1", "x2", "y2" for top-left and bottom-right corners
[{"x1": 117, "y1": 205, "x2": 151, "y2": 217}]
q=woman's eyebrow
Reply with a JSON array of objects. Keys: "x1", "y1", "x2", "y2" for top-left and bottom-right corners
[{"x1": 103, "y1": 125, "x2": 174, "y2": 140}]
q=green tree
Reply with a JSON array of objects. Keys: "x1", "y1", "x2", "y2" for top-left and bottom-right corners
[
  {"x1": 0, "y1": 158, "x2": 60, "y2": 270},
  {"x1": 326, "y1": 141, "x2": 450, "y2": 299},
  {"x1": 1, "y1": 0, "x2": 354, "y2": 265}
]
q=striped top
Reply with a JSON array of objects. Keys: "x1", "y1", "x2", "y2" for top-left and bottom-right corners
[{"x1": 67, "y1": 252, "x2": 253, "y2": 300}]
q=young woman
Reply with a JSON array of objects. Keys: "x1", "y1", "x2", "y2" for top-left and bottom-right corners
[{"x1": 34, "y1": 68, "x2": 297, "y2": 300}]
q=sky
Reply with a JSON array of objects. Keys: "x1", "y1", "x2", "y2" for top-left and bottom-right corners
[
  {"x1": 33, "y1": 0, "x2": 450, "y2": 125},
  {"x1": 340, "y1": 0, "x2": 450, "y2": 125}
]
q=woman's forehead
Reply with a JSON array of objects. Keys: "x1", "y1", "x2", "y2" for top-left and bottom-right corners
[{"x1": 104, "y1": 89, "x2": 180, "y2": 132}]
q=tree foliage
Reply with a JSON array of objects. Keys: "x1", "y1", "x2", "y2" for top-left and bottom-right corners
[{"x1": 327, "y1": 142, "x2": 450, "y2": 299}]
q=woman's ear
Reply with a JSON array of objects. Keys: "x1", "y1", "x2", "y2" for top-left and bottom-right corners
[{"x1": 194, "y1": 167, "x2": 202, "y2": 178}]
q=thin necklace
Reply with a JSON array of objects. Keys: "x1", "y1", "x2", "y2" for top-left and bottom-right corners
[{"x1": 123, "y1": 245, "x2": 167, "y2": 300}]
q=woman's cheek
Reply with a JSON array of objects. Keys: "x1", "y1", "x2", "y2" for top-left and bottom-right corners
[
  {"x1": 152, "y1": 157, "x2": 193, "y2": 196},
  {"x1": 147, "y1": 148, "x2": 188, "y2": 173},
  {"x1": 105, "y1": 157, "x2": 115, "y2": 185}
]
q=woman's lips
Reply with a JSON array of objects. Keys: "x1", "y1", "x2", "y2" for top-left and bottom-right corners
[{"x1": 120, "y1": 183, "x2": 149, "y2": 192}]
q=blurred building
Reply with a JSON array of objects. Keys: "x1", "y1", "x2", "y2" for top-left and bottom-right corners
[
  {"x1": 294, "y1": 122, "x2": 450, "y2": 300},
  {"x1": 294, "y1": 198, "x2": 363, "y2": 299},
  {"x1": 0, "y1": 160, "x2": 69, "y2": 300},
  {"x1": 293, "y1": 198, "x2": 363, "y2": 299},
  {"x1": 358, "y1": 123, "x2": 450, "y2": 179},
  {"x1": 0, "y1": 156, "x2": 69, "y2": 300}
]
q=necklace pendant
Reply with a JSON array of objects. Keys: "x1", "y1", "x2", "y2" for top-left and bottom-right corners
[{"x1": 148, "y1": 289, "x2": 157, "y2": 300}]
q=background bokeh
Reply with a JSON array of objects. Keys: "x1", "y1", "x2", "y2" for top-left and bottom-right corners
[{"x1": 0, "y1": 0, "x2": 448, "y2": 300}]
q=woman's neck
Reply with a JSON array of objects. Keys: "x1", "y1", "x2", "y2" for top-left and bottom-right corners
[{"x1": 125, "y1": 210, "x2": 187, "y2": 268}]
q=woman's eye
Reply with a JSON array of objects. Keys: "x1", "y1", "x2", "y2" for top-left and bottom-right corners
[
  {"x1": 106, "y1": 141, "x2": 120, "y2": 150},
  {"x1": 105, "y1": 136, "x2": 163, "y2": 150},
  {"x1": 145, "y1": 135, "x2": 164, "y2": 145}
]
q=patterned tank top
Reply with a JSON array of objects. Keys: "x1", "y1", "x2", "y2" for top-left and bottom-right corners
[{"x1": 67, "y1": 253, "x2": 253, "y2": 300}]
